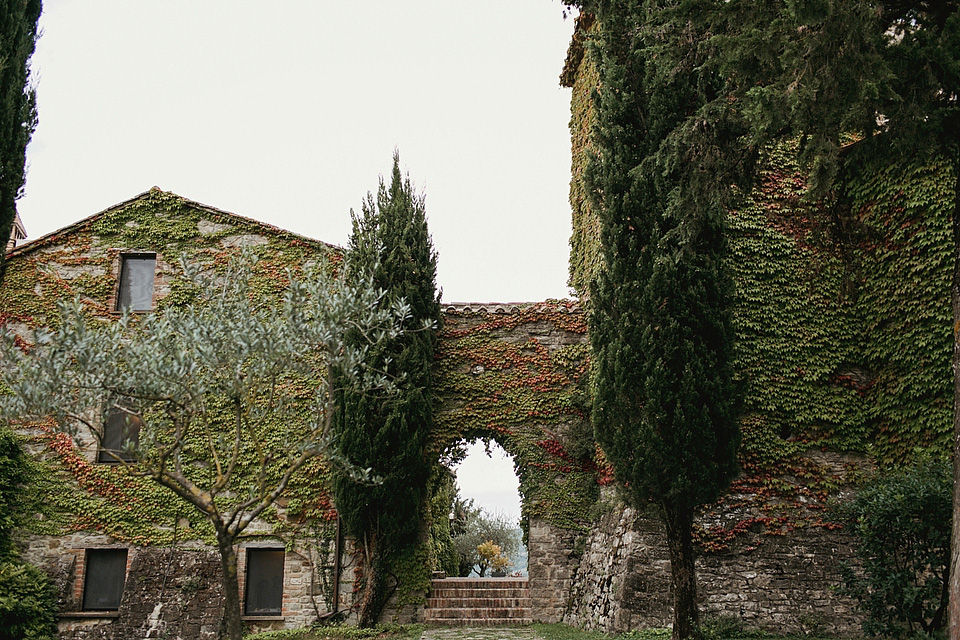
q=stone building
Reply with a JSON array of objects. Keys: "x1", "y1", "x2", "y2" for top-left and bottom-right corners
[
  {"x1": 555, "y1": 11, "x2": 954, "y2": 637},
  {"x1": 1, "y1": 188, "x2": 596, "y2": 638},
  {"x1": 1, "y1": 183, "x2": 882, "y2": 639},
  {"x1": 2, "y1": 189, "x2": 352, "y2": 638}
]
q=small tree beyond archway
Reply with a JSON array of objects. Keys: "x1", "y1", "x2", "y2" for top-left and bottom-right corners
[{"x1": 450, "y1": 439, "x2": 525, "y2": 576}]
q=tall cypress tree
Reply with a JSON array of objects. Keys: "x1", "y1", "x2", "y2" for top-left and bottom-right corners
[
  {"x1": 0, "y1": 0, "x2": 41, "y2": 279},
  {"x1": 584, "y1": 2, "x2": 742, "y2": 638},
  {"x1": 331, "y1": 152, "x2": 440, "y2": 627}
]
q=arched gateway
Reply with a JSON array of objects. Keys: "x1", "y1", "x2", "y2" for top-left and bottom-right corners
[{"x1": 433, "y1": 302, "x2": 597, "y2": 622}]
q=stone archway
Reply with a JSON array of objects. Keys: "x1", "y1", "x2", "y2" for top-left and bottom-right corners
[{"x1": 433, "y1": 302, "x2": 595, "y2": 622}]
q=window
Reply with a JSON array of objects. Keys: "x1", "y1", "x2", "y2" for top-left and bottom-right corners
[
  {"x1": 117, "y1": 254, "x2": 156, "y2": 311},
  {"x1": 82, "y1": 549, "x2": 128, "y2": 611},
  {"x1": 244, "y1": 548, "x2": 284, "y2": 616},
  {"x1": 98, "y1": 406, "x2": 141, "y2": 463}
]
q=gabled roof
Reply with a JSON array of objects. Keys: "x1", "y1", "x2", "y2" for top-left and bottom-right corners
[{"x1": 8, "y1": 187, "x2": 340, "y2": 258}]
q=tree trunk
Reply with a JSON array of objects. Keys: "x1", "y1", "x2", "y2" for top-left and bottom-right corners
[
  {"x1": 358, "y1": 530, "x2": 381, "y2": 628},
  {"x1": 662, "y1": 501, "x2": 700, "y2": 640},
  {"x1": 216, "y1": 529, "x2": 243, "y2": 640},
  {"x1": 949, "y1": 149, "x2": 960, "y2": 640}
]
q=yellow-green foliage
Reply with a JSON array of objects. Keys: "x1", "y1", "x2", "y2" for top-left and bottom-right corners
[
  {"x1": 566, "y1": 18, "x2": 601, "y2": 299},
  {"x1": 848, "y1": 151, "x2": 955, "y2": 465},
  {"x1": 731, "y1": 144, "x2": 956, "y2": 467},
  {"x1": 730, "y1": 143, "x2": 868, "y2": 459}
]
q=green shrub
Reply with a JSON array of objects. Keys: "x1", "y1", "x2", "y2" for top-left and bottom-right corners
[
  {"x1": 834, "y1": 461, "x2": 950, "y2": 638},
  {"x1": 0, "y1": 427, "x2": 30, "y2": 558},
  {"x1": 0, "y1": 560, "x2": 58, "y2": 640},
  {"x1": 243, "y1": 630, "x2": 311, "y2": 640}
]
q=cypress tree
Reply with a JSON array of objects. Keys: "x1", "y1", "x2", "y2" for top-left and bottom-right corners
[
  {"x1": 0, "y1": 0, "x2": 41, "y2": 279},
  {"x1": 331, "y1": 152, "x2": 440, "y2": 627},
  {"x1": 584, "y1": 2, "x2": 742, "y2": 637}
]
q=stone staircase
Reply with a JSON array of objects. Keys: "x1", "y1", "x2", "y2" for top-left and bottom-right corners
[{"x1": 424, "y1": 577, "x2": 532, "y2": 626}]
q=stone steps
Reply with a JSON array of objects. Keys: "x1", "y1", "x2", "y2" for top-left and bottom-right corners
[{"x1": 424, "y1": 577, "x2": 531, "y2": 626}]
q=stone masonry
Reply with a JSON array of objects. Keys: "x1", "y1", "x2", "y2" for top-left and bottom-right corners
[{"x1": 563, "y1": 485, "x2": 864, "y2": 637}]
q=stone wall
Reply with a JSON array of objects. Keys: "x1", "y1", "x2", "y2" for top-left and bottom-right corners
[
  {"x1": 528, "y1": 518, "x2": 580, "y2": 623},
  {"x1": 22, "y1": 533, "x2": 345, "y2": 638},
  {"x1": 41, "y1": 544, "x2": 223, "y2": 640},
  {"x1": 564, "y1": 485, "x2": 864, "y2": 637},
  {"x1": 435, "y1": 305, "x2": 592, "y2": 624}
]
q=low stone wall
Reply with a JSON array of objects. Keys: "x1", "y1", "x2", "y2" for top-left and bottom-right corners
[{"x1": 563, "y1": 497, "x2": 863, "y2": 636}]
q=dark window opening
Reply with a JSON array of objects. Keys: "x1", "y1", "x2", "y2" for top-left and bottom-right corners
[
  {"x1": 82, "y1": 549, "x2": 128, "y2": 611},
  {"x1": 117, "y1": 254, "x2": 156, "y2": 311},
  {"x1": 98, "y1": 406, "x2": 141, "y2": 463},
  {"x1": 244, "y1": 548, "x2": 284, "y2": 616}
]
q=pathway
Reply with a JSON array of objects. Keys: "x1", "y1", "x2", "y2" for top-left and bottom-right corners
[{"x1": 420, "y1": 627, "x2": 543, "y2": 640}]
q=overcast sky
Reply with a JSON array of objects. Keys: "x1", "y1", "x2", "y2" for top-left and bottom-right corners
[
  {"x1": 453, "y1": 441, "x2": 521, "y2": 523},
  {"x1": 18, "y1": 1, "x2": 572, "y2": 520},
  {"x1": 19, "y1": 0, "x2": 577, "y2": 305}
]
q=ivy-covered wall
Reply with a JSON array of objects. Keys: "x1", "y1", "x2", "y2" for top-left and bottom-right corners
[
  {"x1": 432, "y1": 303, "x2": 595, "y2": 623},
  {"x1": 562, "y1": 12, "x2": 601, "y2": 300},
  {"x1": 433, "y1": 302, "x2": 595, "y2": 533},
  {"x1": 563, "y1": 15, "x2": 955, "y2": 488},
  {"x1": 2, "y1": 189, "x2": 347, "y2": 637},
  {"x1": 561, "y1": 12, "x2": 956, "y2": 634}
]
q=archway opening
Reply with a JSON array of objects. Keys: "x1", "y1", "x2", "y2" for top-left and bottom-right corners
[{"x1": 448, "y1": 439, "x2": 528, "y2": 576}]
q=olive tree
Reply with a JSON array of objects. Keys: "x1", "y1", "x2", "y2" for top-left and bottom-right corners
[
  {"x1": 450, "y1": 501, "x2": 520, "y2": 577},
  {"x1": 0, "y1": 252, "x2": 410, "y2": 640}
]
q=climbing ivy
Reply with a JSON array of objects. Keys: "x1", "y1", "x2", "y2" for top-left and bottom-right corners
[
  {"x1": 0, "y1": 189, "x2": 342, "y2": 551},
  {"x1": 1, "y1": 190, "x2": 603, "y2": 620},
  {"x1": 564, "y1": 13, "x2": 601, "y2": 299},
  {"x1": 432, "y1": 302, "x2": 597, "y2": 533},
  {"x1": 846, "y1": 151, "x2": 955, "y2": 465},
  {"x1": 690, "y1": 142, "x2": 954, "y2": 551}
]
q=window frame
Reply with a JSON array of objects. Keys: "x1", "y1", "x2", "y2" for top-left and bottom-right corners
[
  {"x1": 243, "y1": 547, "x2": 285, "y2": 617},
  {"x1": 81, "y1": 548, "x2": 128, "y2": 611},
  {"x1": 97, "y1": 403, "x2": 141, "y2": 464},
  {"x1": 115, "y1": 252, "x2": 157, "y2": 312}
]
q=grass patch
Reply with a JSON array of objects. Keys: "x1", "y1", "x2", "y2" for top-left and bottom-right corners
[
  {"x1": 534, "y1": 623, "x2": 670, "y2": 640},
  {"x1": 534, "y1": 621, "x2": 853, "y2": 640},
  {"x1": 243, "y1": 623, "x2": 424, "y2": 640}
]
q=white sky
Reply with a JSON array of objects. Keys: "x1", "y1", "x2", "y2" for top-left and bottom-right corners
[
  {"x1": 452, "y1": 441, "x2": 521, "y2": 524},
  {"x1": 18, "y1": 0, "x2": 578, "y2": 304},
  {"x1": 18, "y1": 1, "x2": 575, "y2": 517}
]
